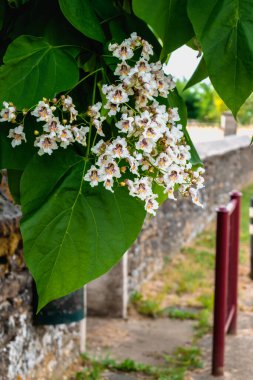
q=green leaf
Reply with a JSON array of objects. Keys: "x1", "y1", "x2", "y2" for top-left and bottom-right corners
[
  {"x1": 0, "y1": 119, "x2": 36, "y2": 170},
  {"x1": 168, "y1": 89, "x2": 202, "y2": 166},
  {"x1": 188, "y1": 0, "x2": 253, "y2": 116},
  {"x1": 0, "y1": 35, "x2": 79, "y2": 109},
  {"x1": 184, "y1": 57, "x2": 208, "y2": 90},
  {"x1": 7, "y1": 169, "x2": 22, "y2": 204},
  {"x1": 20, "y1": 149, "x2": 146, "y2": 310},
  {"x1": 59, "y1": 0, "x2": 105, "y2": 43},
  {"x1": 133, "y1": 0, "x2": 194, "y2": 60},
  {"x1": 152, "y1": 182, "x2": 167, "y2": 205}
]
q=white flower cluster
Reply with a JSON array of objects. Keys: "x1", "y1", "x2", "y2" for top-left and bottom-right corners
[
  {"x1": 0, "y1": 97, "x2": 89, "y2": 154},
  {"x1": 0, "y1": 33, "x2": 204, "y2": 215},
  {"x1": 84, "y1": 33, "x2": 204, "y2": 214}
]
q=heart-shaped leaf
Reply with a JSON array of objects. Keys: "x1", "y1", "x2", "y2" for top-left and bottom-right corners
[
  {"x1": 20, "y1": 149, "x2": 146, "y2": 310},
  {"x1": 0, "y1": 35, "x2": 79, "y2": 109}
]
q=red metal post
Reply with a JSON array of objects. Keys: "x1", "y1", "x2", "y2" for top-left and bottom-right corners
[
  {"x1": 227, "y1": 191, "x2": 241, "y2": 334},
  {"x1": 212, "y1": 207, "x2": 229, "y2": 376}
]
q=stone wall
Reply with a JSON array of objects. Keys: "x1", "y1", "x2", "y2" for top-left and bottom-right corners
[
  {"x1": 87, "y1": 135, "x2": 253, "y2": 315},
  {"x1": 0, "y1": 189, "x2": 82, "y2": 380}
]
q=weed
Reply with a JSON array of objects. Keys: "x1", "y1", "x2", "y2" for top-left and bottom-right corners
[
  {"x1": 161, "y1": 307, "x2": 198, "y2": 320},
  {"x1": 164, "y1": 346, "x2": 203, "y2": 370},
  {"x1": 79, "y1": 349, "x2": 202, "y2": 380},
  {"x1": 131, "y1": 291, "x2": 162, "y2": 317}
]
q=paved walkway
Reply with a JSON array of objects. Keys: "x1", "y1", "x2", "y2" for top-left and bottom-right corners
[
  {"x1": 188, "y1": 126, "x2": 253, "y2": 144},
  {"x1": 86, "y1": 315, "x2": 196, "y2": 367}
]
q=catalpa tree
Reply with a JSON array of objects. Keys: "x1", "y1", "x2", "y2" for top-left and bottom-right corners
[{"x1": 0, "y1": 0, "x2": 251, "y2": 310}]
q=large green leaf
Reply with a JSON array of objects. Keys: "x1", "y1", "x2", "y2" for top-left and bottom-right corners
[
  {"x1": 188, "y1": 0, "x2": 253, "y2": 116},
  {"x1": 20, "y1": 149, "x2": 146, "y2": 310},
  {"x1": 168, "y1": 89, "x2": 202, "y2": 166},
  {"x1": 59, "y1": 0, "x2": 105, "y2": 43},
  {"x1": 0, "y1": 35, "x2": 79, "y2": 109},
  {"x1": 133, "y1": 0, "x2": 194, "y2": 60},
  {"x1": 184, "y1": 57, "x2": 208, "y2": 90}
]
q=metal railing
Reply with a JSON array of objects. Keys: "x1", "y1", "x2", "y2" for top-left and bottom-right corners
[{"x1": 212, "y1": 191, "x2": 242, "y2": 376}]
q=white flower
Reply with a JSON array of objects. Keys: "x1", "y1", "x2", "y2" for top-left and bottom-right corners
[
  {"x1": 91, "y1": 139, "x2": 107, "y2": 155},
  {"x1": 115, "y1": 114, "x2": 134, "y2": 134},
  {"x1": 97, "y1": 153, "x2": 111, "y2": 167},
  {"x1": 0, "y1": 101, "x2": 16, "y2": 122},
  {"x1": 190, "y1": 188, "x2": 203, "y2": 208},
  {"x1": 143, "y1": 125, "x2": 163, "y2": 142},
  {"x1": 57, "y1": 125, "x2": 74, "y2": 148},
  {"x1": 105, "y1": 85, "x2": 129, "y2": 105},
  {"x1": 34, "y1": 135, "x2": 58, "y2": 155},
  {"x1": 100, "y1": 159, "x2": 121, "y2": 180},
  {"x1": 141, "y1": 39, "x2": 153, "y2": 60},
  {"x1": 114, "y1": 62, "x2": 131, "y2": 78},
  {"x1": 128, "y1": 177, "x2": 153, "y2": 201},
  {"x1": 104, "y1": 178, "x2": 114, "y2": 192},
  {"x1": 111, "y1": 42, "x2": 134, "y2": 61},
  {"x1": 106, "y1": 137, "x2": 129, "y2": 159},
  {"x1": 145, "y1": 196, "x2": 159, "y2": 215},
  {"x1": 104, "y1": 102, "x2": 120, "y2": 116},
  {"x1": 165, "y1": 187, "x2": 177, "y2": 200},
  {"x1": 31, "y1": 101, "x2": 54, "y2": 122},
  {"x1": 62, "y1": 95, "x2": 74, "y2": 110},
  {"x1": 163, "y1": 164, "x2": 184, "y2": 187},
  {"x1": 43, "y1": 117, "x2": 61, "y2": 137},
  {"x1": 175, "y1": 146, "x2": 191, "y2": 165},
  {"x1": 155, "y1": 153, "x2": 173, "y2": 170},
  {"x1": 168, "y1": 108, "x2": 180, "y2": 124},
  {"x1": 87, "y1": 102, "x2": 102, "y2": 118},
  {"x1": 72, "y1": 126, "x2": 89, "y2": 146},
  {"x1": 93, "y1": 117, "x2": 106, "y2": 137},
  {"x1": 69, "y1": 106, "x2": 78, "y2": 122},
  {"x1": 126, "y1": 156, "x2": 140, "y2": 176},
  {"x1": 135, "y1": 137, "x2": 154, "y2": 154},
  {"x1": 135, "y1": 111, "x2": 151, "y2": 128},
  {"x1": 8, "y1": 125, "x2": 26, "y2": 147},
  {"x1": 84, "y1": 165, "x2": 102, "y2": 187}
]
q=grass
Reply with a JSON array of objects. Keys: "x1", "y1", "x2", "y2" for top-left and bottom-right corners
[
  {"x1": 74, "y1": 183, "x2": 253, "y2": 380},
  {"x1": 75, "y1": 349, "x2": 203, "y2": 380}
]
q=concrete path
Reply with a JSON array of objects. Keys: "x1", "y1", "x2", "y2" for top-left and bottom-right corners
[
  {"x1": 192, "y1": 313, "x2": 253, "y2": 380},
  {"x1": 86, "y1": 315, "x2": 196, "y2": 367}
]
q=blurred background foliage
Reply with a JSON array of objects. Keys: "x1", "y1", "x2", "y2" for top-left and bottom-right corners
[{"x1": 177, "y1": 79, "x2": 253, "y2": 125}]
